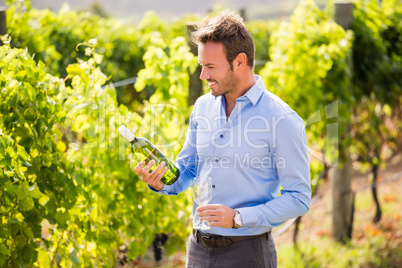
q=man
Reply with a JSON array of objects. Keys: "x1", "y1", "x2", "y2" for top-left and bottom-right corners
[{"x1": 135, "y1": 10, "x2": 311, "y2": 268}]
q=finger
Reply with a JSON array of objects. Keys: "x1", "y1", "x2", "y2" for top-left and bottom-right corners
[
  {"x1": 154, "y1": 166, "x2": 168, "y2": 180},
  {"x1": 196, "y1": 205, "x2": 213, "y2": 212},
  {"x1": 200, "y1": 217, "x2": 222, "y2": 227},
  {"x1": 151, "y1": 161, "x2": 166, "y2": 176},
  {"x1": 151, "y1": 166, "x2": 167, "y2": 184},
  {"x1": 208, "y1": 221, "x2": 222, "y2": 227},
  {"x1": 198, "y1": 210, "x2": 212, "y2": 217},
  {"x1": 143, "y1": 160, "x2": 156, "y2": 173},
  {"x1": 134, "y1": 161, "x2": 145, "y2": 175},
  {"x1": 205, "y1": 216, "x2": 231, "y2": 228},
  {"x1": 200, "y1": 214, "x2": 222, "y2": 221},
  {"x1": 199, "y1": 215, "x2": 214, "y2": 222},
  {"x1": 198, "y1": 208, "x2": 222, "y2": 216}
]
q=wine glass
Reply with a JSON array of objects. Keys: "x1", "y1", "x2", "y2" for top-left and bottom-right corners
[{"x1": 193, "y1": 176, "x2": 212, "y2": 230}]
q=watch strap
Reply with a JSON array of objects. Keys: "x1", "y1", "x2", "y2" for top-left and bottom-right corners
[{"x1": 232, "y1": 209, "x2": 242, "y2": 229}]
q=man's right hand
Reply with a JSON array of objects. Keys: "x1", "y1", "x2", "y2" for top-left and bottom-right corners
[{"x1": 134, "y1": 160, "x2": 167, "y2": 191}]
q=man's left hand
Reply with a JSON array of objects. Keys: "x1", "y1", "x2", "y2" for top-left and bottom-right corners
[{"x1": 197, "y1": 204, "x2": 236, "y2": 229}]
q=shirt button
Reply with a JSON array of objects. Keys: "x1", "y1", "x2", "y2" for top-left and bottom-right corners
[
  {"x1": 220, "y1": 134, "x2": 224, "y2": 138},
  {"x1": 212, "y1": 185, "x2": 215, "y2": 188}
]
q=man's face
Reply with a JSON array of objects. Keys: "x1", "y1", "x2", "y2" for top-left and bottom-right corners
[{"x1": 198, "y1": 42, "x2": 239, "y2": 97}]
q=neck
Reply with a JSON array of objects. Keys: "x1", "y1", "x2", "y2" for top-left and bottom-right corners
[
  {"x1": 225, "y1": 72, "x2": 256, "y2": 106},
  {"x1": 224, "y1": 72, "x2": 256, "y2": 118}
]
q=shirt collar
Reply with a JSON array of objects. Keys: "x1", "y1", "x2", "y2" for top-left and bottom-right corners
[{"x1": 242, "y1": 75, "x2": 265, "y2": 105}]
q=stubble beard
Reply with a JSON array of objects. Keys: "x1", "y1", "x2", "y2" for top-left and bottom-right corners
[{"x1": 209, "y1": 69, "x2": 239, "y2": 97}]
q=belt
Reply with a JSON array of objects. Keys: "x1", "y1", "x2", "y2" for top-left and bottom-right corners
[{"x1": 193, "y1": 229, "x2": 271, "y2": 248}]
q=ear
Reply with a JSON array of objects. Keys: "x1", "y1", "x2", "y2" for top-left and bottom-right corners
[{"x1": 233, "y1": 53, "x2": 247, "y2": 71}]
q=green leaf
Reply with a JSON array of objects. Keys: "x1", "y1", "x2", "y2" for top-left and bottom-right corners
[
  {"x1": 66, "y1": 64, "x2": 89, "y2": 84},
  {"x1": 21, "y1": 224, "x2": 34, "y2": 240},
  {"x1": 73, "y1": 172, "x2": 83, "y2": 185},
  {"x1": 15, "y1": 235, "x2": 27, "y2": 249},
  {"x1": 8, "y1": 220, "x2": 19, "y2": 237},
  {"x1": 28, "y1": 183, "x2": 43, "y2": 199},
  {"x1": 17, "y1": 145, "x2": 30, "y2": 161},
  {"x1": 56, "y1": 141, "x2": 66, "y2": 152},
  {"x1": 93, "y1": 52, "x2": 103, "y2": 64},
  {"x1": 22, "y1": 243, "x2": 35, "y2": 263},
  {"x1": 38, "y1": 251, "x2": 51, "y2": 268},
  {"x1": 0, "y1": 244, "x2": 9, "y2": 266},
  {"x1": 55, "y1": 211, "x2": 70, "y2": 228},
  {"x1": 23, "y1": 106, "x2": 37, "y2": 122},
  {"x1": 19, "y1": 196, "x2": 34, "y2": 211},
  {"x1": 16, "y1": 181, "x2": 29, "y2": 201},
  {"x1": 23, "y1": 82, "x2": 36, "y2": 101},
  {"x1": 5, "y1": 147, "x2": 16, "y2": 158},
  {"x1": 0, "y1": 225, "x2": 8, "y2": 238}
]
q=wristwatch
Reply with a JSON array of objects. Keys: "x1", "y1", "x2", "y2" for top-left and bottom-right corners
[{"x1": 232, "y1": 210, "x2": 242, "y2": 229}]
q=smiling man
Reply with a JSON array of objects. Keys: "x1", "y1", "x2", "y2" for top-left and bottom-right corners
[{"x1": 134, "y1": 10, "x2": 311, "y2": 268}]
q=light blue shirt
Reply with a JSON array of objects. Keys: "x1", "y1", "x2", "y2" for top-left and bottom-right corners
[{"x1": 154, "y1": 75, "x2": 311, "y2": 236}]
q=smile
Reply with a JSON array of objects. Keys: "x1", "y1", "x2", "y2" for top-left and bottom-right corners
[{"x1": 208, "y1": 81, "x2": 217, "y2": 87}]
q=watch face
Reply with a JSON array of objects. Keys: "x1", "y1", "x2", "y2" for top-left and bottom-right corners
[{"x1": 235, "y1": 212, "x2": 242, "y2": 227}]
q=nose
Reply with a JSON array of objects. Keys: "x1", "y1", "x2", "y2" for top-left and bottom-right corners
[{"x1": 199, "y1": 67, "x2": 209, "y2": 80}]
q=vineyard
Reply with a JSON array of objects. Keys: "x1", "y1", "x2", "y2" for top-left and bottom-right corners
[{"x1": 0, "y1": 0, "x2": 401, "y2": 267}]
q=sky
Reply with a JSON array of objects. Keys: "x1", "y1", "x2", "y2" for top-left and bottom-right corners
[{"x1": 22, "y1": 0, "x2": 327, "y2": 22}]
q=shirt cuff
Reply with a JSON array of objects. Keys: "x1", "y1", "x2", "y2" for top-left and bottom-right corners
[
  {"x1": 147, "y1": 184, "x2": 170, "y2": 195},
  {"x1": 237, "y1": 207, "x2": 259, "y2": 227}
]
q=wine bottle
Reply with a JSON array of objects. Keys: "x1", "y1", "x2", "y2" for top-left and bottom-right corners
[{"x1": 118, "y1": 125, "x2": 180, "y2": 185}]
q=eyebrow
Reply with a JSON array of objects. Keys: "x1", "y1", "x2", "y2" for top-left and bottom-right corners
[{"x1": 199, "y1": 63, "x2": 216, "y2": 67}]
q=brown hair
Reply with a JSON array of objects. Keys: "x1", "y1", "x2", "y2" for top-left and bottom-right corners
[{"x1": 191, "y1": 10, "x2": 255, "y2": 70}]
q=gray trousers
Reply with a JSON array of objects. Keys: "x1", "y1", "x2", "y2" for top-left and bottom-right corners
[{"x1": 185, "y1": 232, "x2": 277, "y2": 268}]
